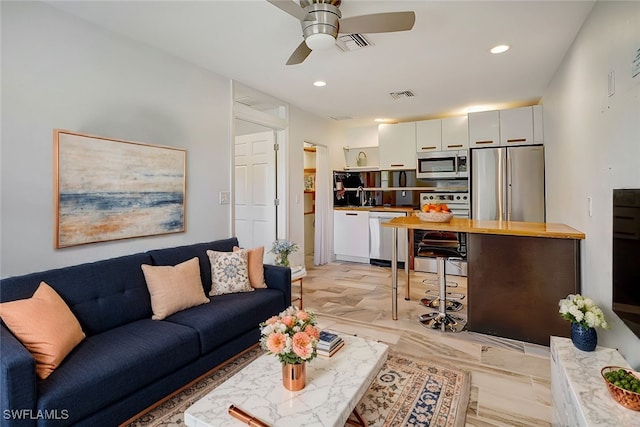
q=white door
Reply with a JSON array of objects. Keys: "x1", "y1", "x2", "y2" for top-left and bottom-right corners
[{"x1": 235, "y1": 131, "x2": 277, "y2": 260}]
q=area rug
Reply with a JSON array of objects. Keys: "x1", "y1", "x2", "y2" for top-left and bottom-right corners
[{"x1": 126, "y1": 347, "x2": 470, "y2": 427}]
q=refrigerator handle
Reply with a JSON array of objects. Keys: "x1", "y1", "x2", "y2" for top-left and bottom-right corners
[
  {"x1": 497, "y1": 150, "x2": 505, "y2": 221},
  {"x1": 506, "y1": 152, "x2": 513, "y2": 221}
]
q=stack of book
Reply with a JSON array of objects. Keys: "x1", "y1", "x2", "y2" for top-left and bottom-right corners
[{"x1": 316, "y1": 331, "x2": 344, "y2": 357}]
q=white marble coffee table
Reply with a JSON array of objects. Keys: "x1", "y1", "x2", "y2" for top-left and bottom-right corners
[{"x1": 184, "y1": 334, "x2": 389, "y2": 427}]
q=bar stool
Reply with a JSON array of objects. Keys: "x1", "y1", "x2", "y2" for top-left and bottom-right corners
[{"x1": 418, "y1": 248, "x2": 466, "y2": 332}]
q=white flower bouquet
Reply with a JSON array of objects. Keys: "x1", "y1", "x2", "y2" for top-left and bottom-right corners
[
  {"x1": 559, "y1": 294, "x2": 609, "y2": 329},
  {"x1": 269, "y1": 239, "x2": 299, "y2": 267}
]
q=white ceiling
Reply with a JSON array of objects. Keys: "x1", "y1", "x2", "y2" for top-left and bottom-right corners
[{"x1": 45, "y1": 0, "x2": 596, "y2": 127}]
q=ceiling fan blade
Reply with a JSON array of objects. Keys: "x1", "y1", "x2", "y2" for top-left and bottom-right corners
[
  {"x1": 286, "y1": 40, "x2": 312, "y2": 65},
  {"x1": 267, "y1": 0, "x2": 314, "y2": 22},
  {"x1": 338, "y1": 11, "x2": 416, "y2": 34}
]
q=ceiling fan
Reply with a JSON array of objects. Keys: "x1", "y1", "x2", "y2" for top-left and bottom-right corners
[{"x1": 267, "y1": 0, "x2": 416, "y2": 65}]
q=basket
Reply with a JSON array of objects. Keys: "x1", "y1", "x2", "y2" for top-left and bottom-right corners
[
  {"x1": 416, "y1": 211, "x2": 454, "y2": 223},
  {"x1": 601, "y1": 366, "x2": 640, "y2": 411}
]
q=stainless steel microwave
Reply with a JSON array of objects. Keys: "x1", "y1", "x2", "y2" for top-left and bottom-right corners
[{"x1": 416, "y1": 150, "x2": 468, "y2": 179}]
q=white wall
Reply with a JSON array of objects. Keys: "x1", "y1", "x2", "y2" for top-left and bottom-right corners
[
  {"x1": 543, "y1": 1, "x2": 640, "y2": 366},
  {"x1": 287, "y1": 106, "x2": 342, "y2": 266},
  {"x1": 0, "y1": 1, "x2": 233, "y2": 277}
]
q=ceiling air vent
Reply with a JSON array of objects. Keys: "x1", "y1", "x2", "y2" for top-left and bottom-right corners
[
  {"x1": 336, "y1": 34, "x2": 373, "y2": 52},
  {"x1": 330, "y1": 115, "x2": 354, "y2": 121},
  {"x1": 389, "y1": 90, "x2": 415, "y2": 100}
]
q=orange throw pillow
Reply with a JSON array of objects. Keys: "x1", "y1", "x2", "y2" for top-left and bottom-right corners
[
  {"x1": 0, "y1": 282, "x2": 86, "y2": 380},
  {"x1": 141, "y1": 257, "x2": 209, "y2": 320},
  {"x1": 234, "y1": 246, "x2": 267, "y2": 288}
]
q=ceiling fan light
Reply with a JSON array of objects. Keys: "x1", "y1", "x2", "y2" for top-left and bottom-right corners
[{"x1": 305, "y1": 33, "x2": 336, "y2": 51}]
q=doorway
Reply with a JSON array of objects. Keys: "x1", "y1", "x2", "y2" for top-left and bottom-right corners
[
  {"x1": 303, "y1": 144, "x2": 316, "y2": 258},
  {"x1": 232, "y1": 82, "x2": 288, "y2": 263},
  {"x1": 234, "y1": 127, "x2": 277, "y2": 258}
]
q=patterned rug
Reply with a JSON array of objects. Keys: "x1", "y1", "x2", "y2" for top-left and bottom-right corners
[{"x1": 126, "y1": 347, "x2": 470, "y2": 427}]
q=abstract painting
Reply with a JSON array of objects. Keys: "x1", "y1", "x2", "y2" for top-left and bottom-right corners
[{"x1": 54, "y1": 130, "x2": 186, "y2": 248}]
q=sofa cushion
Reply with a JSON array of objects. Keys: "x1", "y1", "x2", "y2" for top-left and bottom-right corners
[
  {"x1": 234, "y1": 246, "x2": 267, "y2": 288},
  {"x1": 147, "y1": 238, "x2": 239, "y2": 294},
  {"x1": 37, "y1": 319, "x2": 199, "y2": 425},
  {"x1": 164, "y1": 290, "x2": 284, "y2": 354},
  {"x1": 0, "y1": 252, "x2": 154, "y2": 336},
  {"x1": 142, "y1": 257, "x2": 209, "y2": 320},
  {"x1": 207, "y1": 249, "x2": 253, "y2": 296},
  {"x1": 0, "y1": 282, "x2": 86, "y2": 380}
]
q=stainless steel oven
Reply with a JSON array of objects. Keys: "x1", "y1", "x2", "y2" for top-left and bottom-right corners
[
  {"x1": 415, "y1": 192, "x2": 469, "y2": 276},
  {"x1": 416, "y1": 150, "x2": 468, "y2": 179},
  {"x1": 420, "y1": 192, "x2": 470, "y2": 218}
]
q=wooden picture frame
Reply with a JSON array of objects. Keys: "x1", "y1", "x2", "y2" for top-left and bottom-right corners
[{"x1": 54, "y1": 129, "x2": 186, "y2": 248}]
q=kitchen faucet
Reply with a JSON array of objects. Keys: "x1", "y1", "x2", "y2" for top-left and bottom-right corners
[{"x1": 356, "y1": 186, "x2": 366, "y2": 206}]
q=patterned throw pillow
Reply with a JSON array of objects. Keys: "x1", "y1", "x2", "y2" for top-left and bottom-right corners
[{"x1": 207, "y1": 249, "x2": 253, "y2": 296}]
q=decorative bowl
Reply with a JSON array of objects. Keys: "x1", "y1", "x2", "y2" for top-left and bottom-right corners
[
  {"x1": 416, "y1": 211, "x2": 454, "y2": 223},
  {"x1": 601, "y1": 366, "x2": 640, "y2": 411}
]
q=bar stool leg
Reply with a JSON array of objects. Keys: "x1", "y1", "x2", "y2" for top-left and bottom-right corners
[{"x1": 418, "y1": 257, "x2": 466, "y2": 332}]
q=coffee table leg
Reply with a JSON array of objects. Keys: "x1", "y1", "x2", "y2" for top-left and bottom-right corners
[{"x1": 345, "y1": 408, "x2": 365, "y2": 426}]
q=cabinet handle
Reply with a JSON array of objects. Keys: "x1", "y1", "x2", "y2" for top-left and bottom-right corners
[
  {"x1": 447, "y1": 144, "x2": 463, "y2": 148},
  {"x1": 390, "y1": 164, "x2": 405, "y2": 167},
  {"x1": 420, "y1": 146, "x2": 437, "y2": 150},
  {"x1": 507, "y1": 138, "x2": 527, "y2": 143},
  {"x1": 474, "y1": 140, "x2": 494, "y2": 145},
  {"x1": 345, "y1": 213, "x2": 358, "y2": 216}
]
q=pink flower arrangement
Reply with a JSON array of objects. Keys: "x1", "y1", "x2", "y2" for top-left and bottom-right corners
[{"x1": 259, "y1": 306, "x2": 319, "y2": 365}]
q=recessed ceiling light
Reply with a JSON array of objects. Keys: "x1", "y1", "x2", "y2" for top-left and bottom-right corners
[
  {"x1": 490, "y1": 45, "x2": 510, "y2": 54},
  {"x1": 313, "y1": 80, "x2": 326, "y2": 87},
  {"x1": 374, "y1": 118, "x2": 387, "y2": 122}
]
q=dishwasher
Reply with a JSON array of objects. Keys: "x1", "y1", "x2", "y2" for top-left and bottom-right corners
[{"x1": 369, "y1": 211, "x2": 407, "y2": 266}]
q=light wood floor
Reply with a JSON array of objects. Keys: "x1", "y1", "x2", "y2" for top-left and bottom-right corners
[{"x1": 300, "y1": 258, "x2": 552, "y2": 427}]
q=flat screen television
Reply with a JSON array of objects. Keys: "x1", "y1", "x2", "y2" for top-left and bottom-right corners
[{"x1": 612, "y1": 188, "x2": 640, "y2": 337}]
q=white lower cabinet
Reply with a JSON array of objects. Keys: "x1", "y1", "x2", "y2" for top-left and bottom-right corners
[{"x1": 334, "y1": 210, "x2": 370, "y2": 262}]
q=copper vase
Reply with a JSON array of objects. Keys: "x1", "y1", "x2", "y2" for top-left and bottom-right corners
[{"x1": 282, "y1": 363, "x2": 306, "y2": 391}]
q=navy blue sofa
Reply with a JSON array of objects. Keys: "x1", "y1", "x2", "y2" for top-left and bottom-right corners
[{"x1": 0, "y1": 238, "x2": 291, "y2": 426}]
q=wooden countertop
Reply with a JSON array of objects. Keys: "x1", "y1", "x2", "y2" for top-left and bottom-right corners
[
  {"x1": 382, "y1": 215, "x2": 585, "y2": 239},
  {"x1": 333, "y1": 206, "x2": 416, "y2": 213}
]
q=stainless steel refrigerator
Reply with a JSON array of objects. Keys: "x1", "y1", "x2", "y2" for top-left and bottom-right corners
[{"x1": 471, "y1": 145, "x2": 545, "y2": 222}]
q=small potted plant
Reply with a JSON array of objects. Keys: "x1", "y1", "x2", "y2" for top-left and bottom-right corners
[
  {"x1": 559, "y1": 294, "x2": 609, "y2": 351},
  {"x1": 270, "y1": 239, "x2": 299, "y2": 267}
]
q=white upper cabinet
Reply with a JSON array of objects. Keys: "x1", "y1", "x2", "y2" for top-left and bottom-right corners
[
  {"x1": 416, "y1": 120, "x2": 441, "y2": 152},
  {"x1": 499, "y1": 106, "x2": 534, "y2": 146},
  {"x1": 416, "y1": 116, "x2": 468, "y2": 152},
  {"x1": 378, "y1": 122, "x2": 417, "y2": 170},
  {"x1": 441, "y1": 116, "x2": 469, "y2": 150},
  {"x1": 468, "y1": 110, "x2": 500, "y2": 148}
]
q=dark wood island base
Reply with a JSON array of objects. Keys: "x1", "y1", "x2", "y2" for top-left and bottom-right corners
[{"x1": 467, "y1": 233, "x2": 580, "y2": 345}]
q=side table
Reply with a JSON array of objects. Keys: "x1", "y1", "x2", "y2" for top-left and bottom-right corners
[
  {"x1": 550, "y1": 336, "x2": 637, "y2": 426},
  {"x1": 291, "y1": 266, "x2": 306, "y2": 309}
]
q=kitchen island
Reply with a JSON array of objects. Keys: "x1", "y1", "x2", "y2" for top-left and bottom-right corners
[{"x1": 383, "y1": 216, "x2": 585, "y2": 345}]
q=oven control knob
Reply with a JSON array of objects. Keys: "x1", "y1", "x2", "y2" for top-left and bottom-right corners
[{"x1": 456, "y1": 196, "x2": 460, "y2": 200}]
